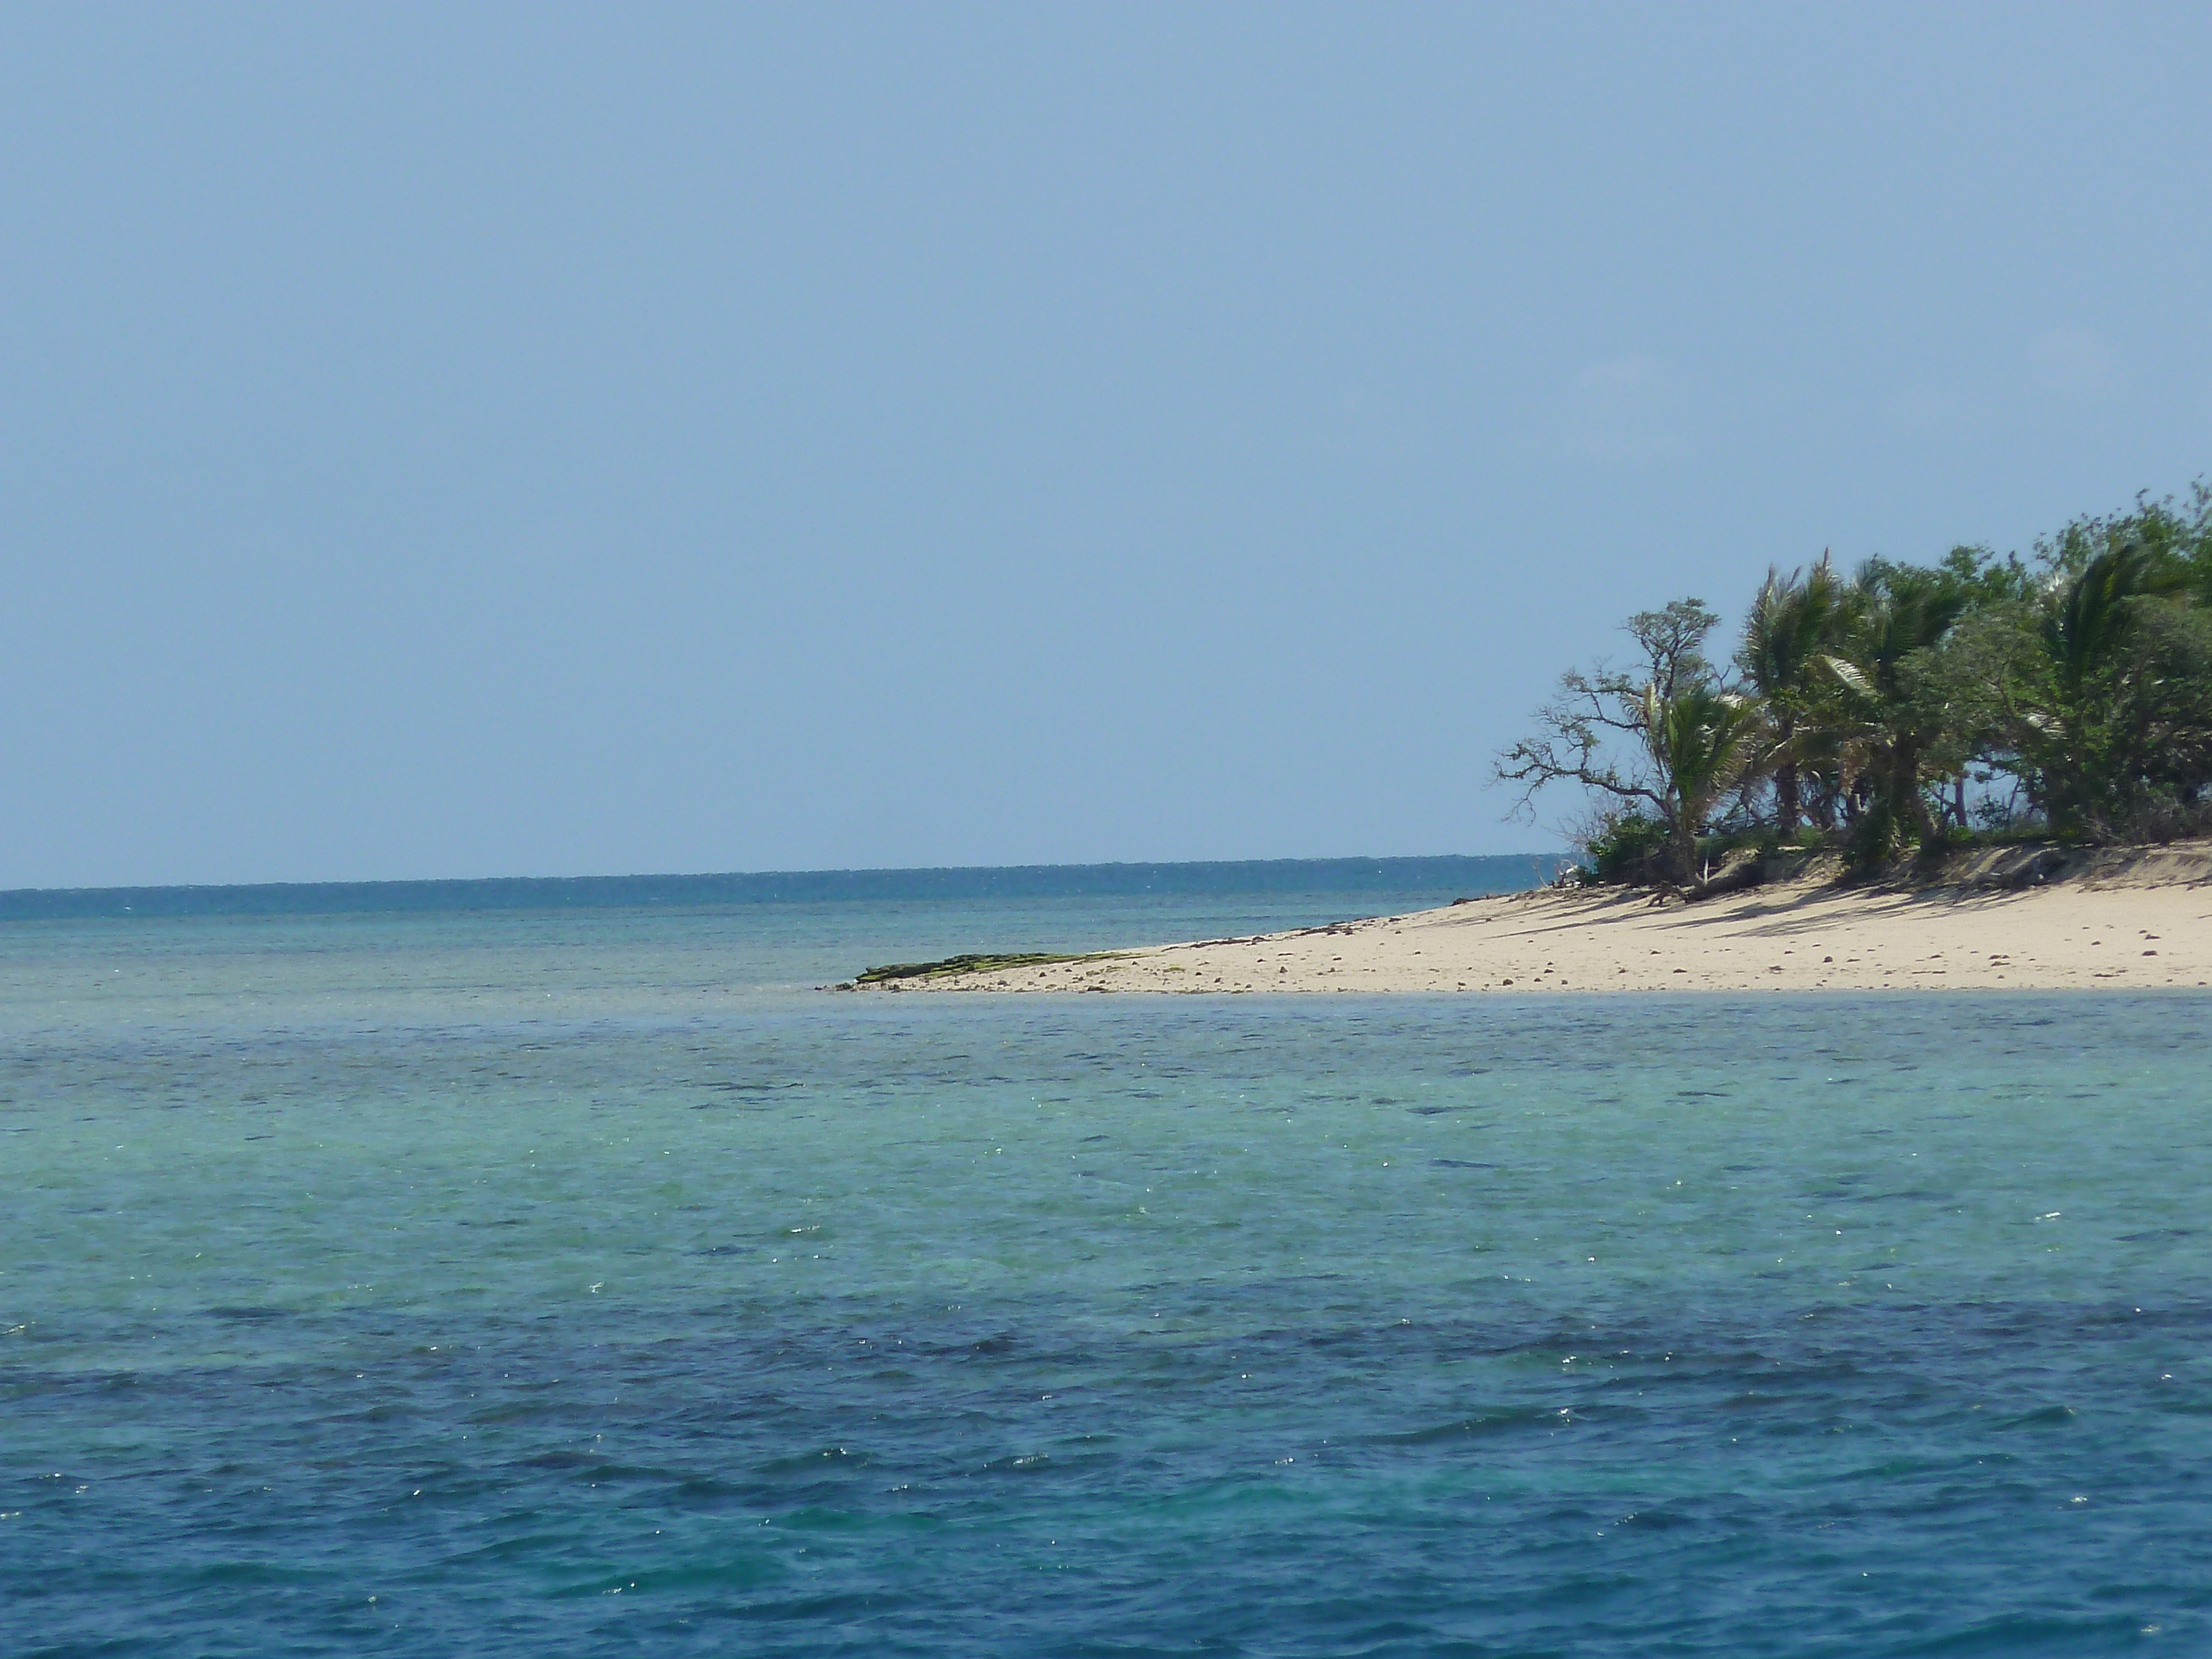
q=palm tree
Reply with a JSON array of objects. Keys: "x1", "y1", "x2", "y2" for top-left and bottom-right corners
[
  {"x1": 1814, "y1": 562, "x2": 1970, "y2": 860},
  {"x1": 2042, "y1": 540, "x2": 2187, "y2": 699},
  {"x1": 1641, "y1": 683, "x2": 1770, "y2": 884},
  {"x1": 2017, "y1": 539, "x2": 2198, "y2": 836},
  {"x1": 1739, "y1": 555, "x2": 1843, "y2": 833}
]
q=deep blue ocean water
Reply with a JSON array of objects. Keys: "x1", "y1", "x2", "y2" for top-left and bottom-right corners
[{"x1": 5, "y1": 859, "x2": 2210, "y2": 1656}]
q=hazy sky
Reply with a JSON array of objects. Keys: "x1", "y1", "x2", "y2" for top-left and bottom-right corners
[{"x1": 6, "y1": 3, "x2": 2210, "y2": 887}]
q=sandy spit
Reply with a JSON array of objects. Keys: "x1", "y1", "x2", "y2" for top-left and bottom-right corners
[{"x1": 866, "y1": 847, "x2": 2212, "y2": 995}]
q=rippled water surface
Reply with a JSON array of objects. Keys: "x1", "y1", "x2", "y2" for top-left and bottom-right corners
[{"x1": 6, "y1": 888, "x2": 2211, "y2": 1656}]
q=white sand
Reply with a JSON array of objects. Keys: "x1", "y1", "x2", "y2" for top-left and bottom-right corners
[{"x1": 873, "y1": 847, "x2": 2212, "y2": 995}]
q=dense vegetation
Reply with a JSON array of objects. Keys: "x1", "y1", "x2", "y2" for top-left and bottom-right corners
[{"x1": 1496, "y1": 484, "x2": 2212, "y2": 886}]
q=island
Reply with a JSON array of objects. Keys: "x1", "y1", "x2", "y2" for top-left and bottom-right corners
[{"x1": 855, "y1": 484, "x2": 2212, "y2": 995}]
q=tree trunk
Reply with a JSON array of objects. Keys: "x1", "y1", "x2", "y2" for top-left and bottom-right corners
[
  {"x1": 1668, "y1": 811, "x2": 1699, "y2": 888},
  {"x1": 1771, "y1": 712, "x2": 1799, "y2": 834},
  {"x1": 1895, "y1": 744, "x2": 1939, "y2": 848},
  {"x1": 1812, "y1": 784, "x2": 1839, "y2": 833}
]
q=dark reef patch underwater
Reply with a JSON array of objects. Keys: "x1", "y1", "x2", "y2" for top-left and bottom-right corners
[{"x1": 3, "y1": 878, "x2": 2210, "y2": 1656}]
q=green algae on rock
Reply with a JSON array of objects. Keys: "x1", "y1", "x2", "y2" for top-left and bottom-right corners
[{"x1": 853, "y1": 951, "x2": 1098, "y2": 984}]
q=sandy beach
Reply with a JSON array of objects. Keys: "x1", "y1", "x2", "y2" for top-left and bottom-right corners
[{"x1": 866, "y1": 845, "x2": 2212, "y2": 995}]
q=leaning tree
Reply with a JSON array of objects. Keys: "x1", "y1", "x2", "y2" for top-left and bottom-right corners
[{"x1": 1495, "y1": 598, "x2": 1770, "y2": 886}]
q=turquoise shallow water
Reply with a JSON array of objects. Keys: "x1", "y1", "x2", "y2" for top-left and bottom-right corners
[{"x1": 5, "y1": 874, "x2": 2212, "y2": 1655}]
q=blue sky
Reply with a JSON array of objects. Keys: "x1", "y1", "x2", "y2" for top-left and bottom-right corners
[{"x1": 4, "y1": 3, "x2": 2209, "y2": 885}]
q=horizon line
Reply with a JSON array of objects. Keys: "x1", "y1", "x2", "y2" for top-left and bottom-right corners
[{"x1": 2, "y1": 851, "x2": 1567, "y2": 909}]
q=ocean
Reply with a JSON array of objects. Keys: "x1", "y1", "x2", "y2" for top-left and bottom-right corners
[{"x1": 5, "y1": 857, "x2": 2210, "y2": 1656}]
